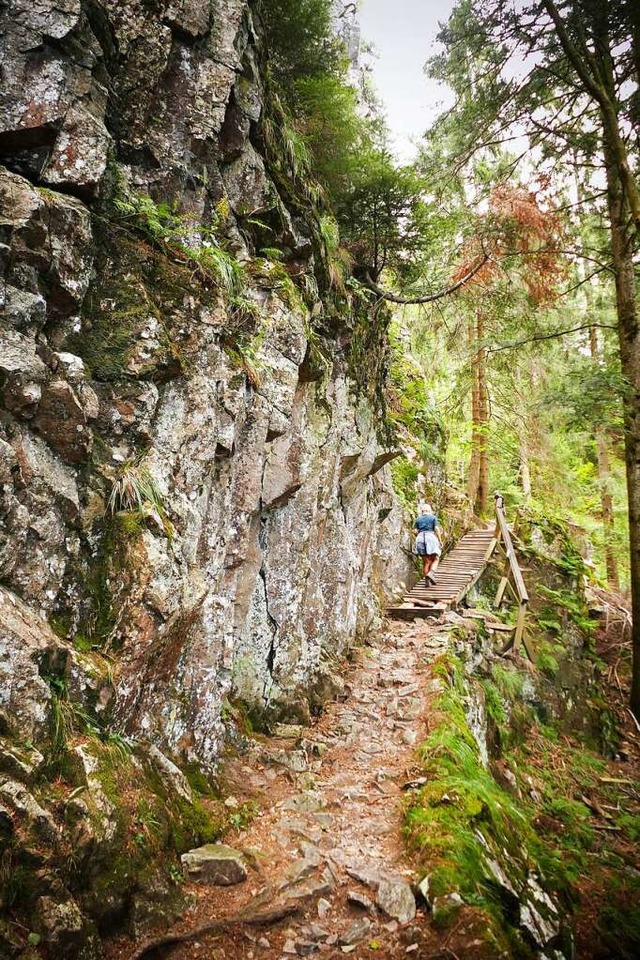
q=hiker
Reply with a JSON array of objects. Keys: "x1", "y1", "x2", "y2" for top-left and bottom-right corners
[{"x1": 414, "y1": 502, "x2": 442, "y2": 585}]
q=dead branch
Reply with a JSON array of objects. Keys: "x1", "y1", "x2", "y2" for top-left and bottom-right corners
[
  {"x1": 128, "y1": 903, "x2": 300, "y2": 960},
  {"x1": 364, "y1": 253, "x2": 490, "y2": 305}
]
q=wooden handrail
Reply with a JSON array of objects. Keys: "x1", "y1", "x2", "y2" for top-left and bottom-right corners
[
  {"x1": 494, "y1": 493, "x2": 529, "y2": 654},
  {"x1": 494, "y1": 494, "x2": 529, "y2": 604}
]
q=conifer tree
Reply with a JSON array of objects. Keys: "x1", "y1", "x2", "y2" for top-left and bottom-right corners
[{"x1": 430, "y1": 0, "x2": 640, "y2": 717}]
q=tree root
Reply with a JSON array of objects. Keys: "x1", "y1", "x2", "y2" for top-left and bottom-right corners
[{"x1": 128, "y1": 903, "x2": 300, "y2": 960}]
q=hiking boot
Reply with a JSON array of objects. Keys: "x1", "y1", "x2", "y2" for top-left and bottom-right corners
[{"x1": 426, "y1": 572, "x2": 437, "y2": 585}]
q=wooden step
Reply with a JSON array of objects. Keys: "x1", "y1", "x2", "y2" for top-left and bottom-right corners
[
  {"x1": 387, "y1": 528, "x2": 498, "y2": 619},
  {"x1": 386, "y1": 604, "x2": 448, "y2": 620}
]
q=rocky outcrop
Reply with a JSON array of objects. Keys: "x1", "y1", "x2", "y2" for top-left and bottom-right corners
[
  {"x1": 0, "y1": 0, "x2": 409, "y2": 758},
  {"x1": 0, "y1": 2, "x2": 410, "y2": 952}
]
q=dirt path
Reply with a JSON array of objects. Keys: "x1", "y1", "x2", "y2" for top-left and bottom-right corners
[{"x1": 134, "y1": 616, "x2": 453, "y2": 960}]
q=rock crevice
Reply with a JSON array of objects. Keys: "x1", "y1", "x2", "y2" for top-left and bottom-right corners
[
  {"x1": 0, "y1": 0, "x2": 410, "y2": 767},
  {"x1": 0, "y1": 1, "x2": 413, "y2": 952}
]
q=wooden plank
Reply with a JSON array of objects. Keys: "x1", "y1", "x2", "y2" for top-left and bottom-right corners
[
  {"x1": 411, "y1": 589, "x2": 460, "y2": 595},
  {"x1": 435, "y1": 573, "x2": 471, "y2": 585},
  {"x1": 454, "y1": 537, "x2": 497, "y2": 604},
  {"x1": 447, "y1": 540, "x2": 490, "y2": 557},
  {"x1": 495, "y1": 576, "x2": 508, "y2": 606},
  {"x1": 411, "y1": 586, "x2": 466, "y2": 592},
  {"x1": 436, "y1": 582, "x2": 468, "y2": 587},
  {"x1": 447, "y1": 548, "x2": 488, "y2": 554},
  {"x1": 426, "y1": 575, "x2": 471, "y2": 581},
  {"x1": 414, "y1": 588, "x2": 458, "y2": 595},
  {"x1": 442, "y1": 573, "x2": 480, "y2": 578},
  {"x1": 495, "y1": 508, "x2": 528, "y2": 603},
  {"x1": 441, "y1": 555, "x2": 484, "y2": 560},
  {"x1": 415, "y1": 575, "x2": 470, "y2": 582},
  {"x1": 430, "y1": 584, "x2": 471, "y2": 590},
  {"x1": 514, "y1": 601, "x2": 527, "y2": 649},
  {"x1": 449, "y1": 549, "x2": 488, "y2": 554},
  {"x1": 451, "y1": 546, "x2": 487, "y2": 551},
  {"x1": 436, "y1": 574, "x2": 476, "y2": 580},
  {"x1": 428, "y1": 570, "x2": 474, "y2": 576},
  {"x1": 441, "y1": 571, "x2": 481, "y2": 577}
]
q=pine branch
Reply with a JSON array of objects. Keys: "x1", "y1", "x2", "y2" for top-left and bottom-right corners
[{"x1": 541, "y1": 0, "x2": 640, "y2": 232}]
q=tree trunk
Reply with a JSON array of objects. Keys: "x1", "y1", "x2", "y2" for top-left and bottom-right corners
[
  {"x1": 590, "y1": 0, "x2": 640, "y2": 715},
  {"x1": 604, "y1": 143, "x2": 640, "y2": 717},
  {"x1": 520, "y1": 435, "x2": 532, "y2": 501},
  {"x1": 595, "y1": 430, "x2": 619, "y2": 588},
  {"x1": 588, "y1": 324, "x2": 619, "y2": 588},
  {"x1": 467, "y1": 314, "x2": 480, "y2": 507},
  {"x1": 467, "y1": 310, "x2": 489, "y2": 516},
  {"x1": 476, "y1": 309, "x2": 489, "y2": 516},
  {"x1": 515, "y1": 362, "x2": 533, "y2": 501}
]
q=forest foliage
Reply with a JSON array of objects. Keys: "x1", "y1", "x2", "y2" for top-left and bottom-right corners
[{"x1": 260, "y1": 0, "x2": 636, "y2": 609}]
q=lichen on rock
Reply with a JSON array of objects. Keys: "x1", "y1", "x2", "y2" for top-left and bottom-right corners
[{"x1": 0, "y1": 0, "x2": 412, "y2": 954}]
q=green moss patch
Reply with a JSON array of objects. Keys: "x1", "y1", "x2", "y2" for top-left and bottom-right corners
[
  {"x1": 408, "y1": 636, "x2": 640, "y2": 959},
  {"x1": 71, "y1": 235, "x2": 188, "y2": 383},
  {"x1": 406, "y1": 661, "x2": 533, "y2": 915}
]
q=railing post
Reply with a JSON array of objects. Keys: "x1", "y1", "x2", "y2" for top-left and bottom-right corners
[
  {"x1": 514, "y1": 601, "x2": 527, "y2": 650},
  {"x1": 493, "y1": 491, "x2": 503, "y2": 538},
  {"x1": 495, "y1": 577, "x2": 509, "y2": 607},
  {"x1": 492, "y1": 492, "x2": 531, "y2": 660}
]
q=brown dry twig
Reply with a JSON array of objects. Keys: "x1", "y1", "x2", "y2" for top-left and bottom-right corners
[
  {"x1": 128, "y1": 903, "x2": 300, "y2": 960},
  {"x1": 627, "y1": 708, "x2": 640, "y2": 735}
]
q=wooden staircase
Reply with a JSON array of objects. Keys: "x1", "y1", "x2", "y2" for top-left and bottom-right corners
[
  {"x1": 387, "y1": 528, "x2": 496, "y2": 619},
  {"x1": 387, "y1": 495, "x2": 531, "y2": 658}
]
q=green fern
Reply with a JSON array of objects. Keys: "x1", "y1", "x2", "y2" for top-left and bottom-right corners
[
  {"x1": 113, "y1": 193, "x2": 179, "y2": 241},
  {"x1": 113, "y1": 187, "x2": 246, "y2": 296},
  {"x1": 259, "y1": 247, "x2": 285, "y2": 261},
  {"x1": 280, "y1": 122, "x2": 311, "y2": 179}
]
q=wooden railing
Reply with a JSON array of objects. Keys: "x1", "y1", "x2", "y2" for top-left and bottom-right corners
[{"x1": 493, "y1": 493, "x2": 530, "y2": 656}]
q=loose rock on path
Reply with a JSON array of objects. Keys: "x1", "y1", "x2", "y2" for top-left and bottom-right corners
[{"x1": 125, "y1": 617, "x2": 457, "y2": 960}]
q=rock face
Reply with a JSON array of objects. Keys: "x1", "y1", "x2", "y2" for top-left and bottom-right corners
[
  {"x1": 0, "y1": 0, "x2": 410, "y2": 768},
  {"x1": 0, "y1": 1, "x2": 411, "y2": 948}
]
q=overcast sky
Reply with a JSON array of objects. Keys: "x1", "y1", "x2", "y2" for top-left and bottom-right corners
[{"x1": 359, "y1": 0, "x2": 456, "y2": 162}]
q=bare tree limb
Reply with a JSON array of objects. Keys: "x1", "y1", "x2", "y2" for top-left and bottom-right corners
[
  {"x1": 128, "y1": 903, "x2": 299, "y2": 960},
  {"x1": 364, "y1": 254, "x2": 490, "y2": 304},
  {"x1": 486, "y1": 321, "x2": 617, "y2": 354}
]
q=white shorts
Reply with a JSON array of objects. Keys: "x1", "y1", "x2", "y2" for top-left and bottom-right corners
[{"x1": 415, "y1": 531, "x2": 441, "y2": 556}]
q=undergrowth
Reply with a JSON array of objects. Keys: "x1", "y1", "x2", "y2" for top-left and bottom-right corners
[
  {"x1": 113, "y1": 189, "x2": 245, "y2": 297},
  {"x1": 406, "y1": 657, "x2": 533, "y2": 912},
  {"x1": 407, "y1": 644, "x2": 640, "y2": 958}
]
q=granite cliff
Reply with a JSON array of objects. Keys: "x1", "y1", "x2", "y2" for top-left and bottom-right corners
[{"x1": 0, "y1": 1, "x2": 409, "y2": 953}]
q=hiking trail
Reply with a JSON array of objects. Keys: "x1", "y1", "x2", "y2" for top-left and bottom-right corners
[{"x1": 118, "y1": 616, "x2": 459, "y2": 960}]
